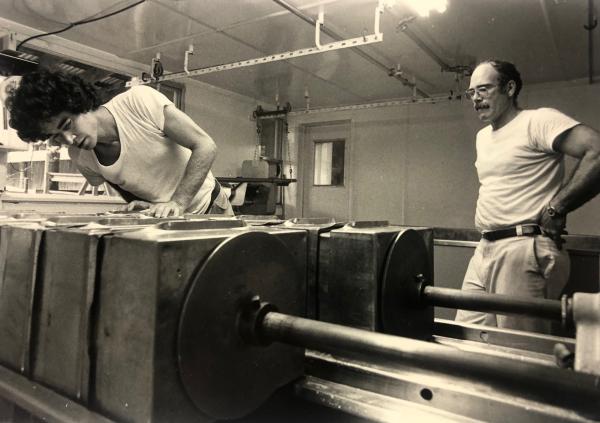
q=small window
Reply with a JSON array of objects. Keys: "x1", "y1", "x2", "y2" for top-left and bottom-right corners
[{"x1": 314, "y1": 139, "x2": 345, "y2": 186}]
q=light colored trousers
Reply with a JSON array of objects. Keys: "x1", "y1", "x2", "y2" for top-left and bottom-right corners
[{"x1": 455, "y1": 235, "x2": 570, "y2": 334}]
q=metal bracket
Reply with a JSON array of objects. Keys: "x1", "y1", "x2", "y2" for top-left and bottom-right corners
[
  {"x1": 184, "y1": 44, "x2": 194, "y2": 74},
  {"x1": 374, "y1": 0, "x2": 384, "y2": 37},
  {"x1": 0, "y1": 31, "x2": 18, "y2": 50},
  {"x1": 412, "y1": 76, "x2": 417, "y2": 99},
  {"x1": 144, "y1": 52, "x2": 163, "y2": 83},
  {"x1": 315, "y1": 10, "x2": 324, "y2": 49},
  {"x1": 583, "y1": 18, "x2": 597, "y2": 30},
  {"x1": 304, "y1": 86, "x2": 310, "y2": 113}
]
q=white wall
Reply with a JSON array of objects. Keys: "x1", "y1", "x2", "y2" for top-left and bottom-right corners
[
  {"x1": 288, "y1": 78, "x2": 600, "y2": 236},
  {"x1": 180, "y1": 80, "x2": 264, "y2": 178}
]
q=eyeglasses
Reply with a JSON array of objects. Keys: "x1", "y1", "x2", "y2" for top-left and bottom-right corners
[{"x1": 465, "y1": 84, "x2": 499, "y2": 100}]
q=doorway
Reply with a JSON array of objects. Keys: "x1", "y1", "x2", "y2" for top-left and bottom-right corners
[{"x1": 300, "y1": 121, "x2": 351, "y2": 220}]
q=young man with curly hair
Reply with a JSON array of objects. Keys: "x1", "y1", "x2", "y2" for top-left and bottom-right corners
[{"x1": 5, "y1": 69, "x2": 233, "y2": 217}]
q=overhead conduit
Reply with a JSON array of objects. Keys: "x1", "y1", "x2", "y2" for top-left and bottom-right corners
[{"x1": 396, "y1": 15, "x2": 471, "y2": 76}]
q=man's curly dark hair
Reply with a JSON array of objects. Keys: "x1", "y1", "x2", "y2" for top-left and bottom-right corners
[{"x1": 8, "y1": 68, "x2": 101, "y2": 142}]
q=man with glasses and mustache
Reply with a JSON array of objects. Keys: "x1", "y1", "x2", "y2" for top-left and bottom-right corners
[
  {"x1": 455, "y1": 59, "x2": 600, "y2": 333},
  {"x1": 4, "y1": 69, "x2": 233, "y2": 218}
]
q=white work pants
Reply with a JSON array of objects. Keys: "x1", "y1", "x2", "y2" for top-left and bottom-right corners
[{"x1": 455, "y1": 235, "x2": 570, "y2": 334}]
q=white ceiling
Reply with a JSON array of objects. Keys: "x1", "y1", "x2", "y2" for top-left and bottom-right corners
[{"x1": 1, "y1": 0, "x2": 598, "y2": 110}]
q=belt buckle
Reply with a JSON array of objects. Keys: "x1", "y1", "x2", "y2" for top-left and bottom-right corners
[
  {"x1": 482, "y1": 230, "x2": 496, "y2": 241},
  {"x1": 516, "y1": 225, "x2": 523, "y2": 236}
]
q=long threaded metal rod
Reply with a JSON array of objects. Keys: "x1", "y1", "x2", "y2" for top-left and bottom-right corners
[
  {"x1": 422, "y1": 286, "x2": 563, "y2": 321},
  {"x1": 260, "y1": 311, "x2": 599, "y2": 415}
]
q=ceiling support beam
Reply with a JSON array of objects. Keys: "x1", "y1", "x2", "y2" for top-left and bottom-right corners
[
  {"x1": 0, "y1": 17, "x2": 147, "y2": 76},
  {"x1": 127, "y1": 1, "x2": 389, "y2": 87},
  {"x1": 127, "y1": 32, "x2": 383, "y2": 86},
  {"x1": 289, "y1": 93, "x2": 459, "y2": 115},
  {"x1": 135, "y1": 0, "x2": 343, "y2": 55}
]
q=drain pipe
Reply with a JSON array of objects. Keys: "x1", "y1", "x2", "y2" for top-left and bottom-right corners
[
  {"x1": 584, "y1": 0, "x2": 597, "y2": 84},
  {"x1": 272, "y1": 0, "x2": 430, "y2": 97}
]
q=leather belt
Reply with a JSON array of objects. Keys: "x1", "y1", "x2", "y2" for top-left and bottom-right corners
[{"x1": 481, "y1": 224, "x2": 542, "y2": 241}]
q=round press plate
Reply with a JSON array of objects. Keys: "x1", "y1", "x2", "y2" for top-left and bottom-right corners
[
  {"x1": 177, "y1": 231, "x2": 304, "y2": 419},
  {"x1": 381, "y1": 229, "x2": 434, "y2": 339}
]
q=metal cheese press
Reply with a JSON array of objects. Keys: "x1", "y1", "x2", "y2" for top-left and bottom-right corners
[
  {"x1": 0, "y1": 216, "x2": 598, "y2": 423},
  {"x1": 316, "y1": 221, "x2": 582, "y2": 360},
  {"x1": 175, "y1": 231, "x2": 599, "y2": 422}
]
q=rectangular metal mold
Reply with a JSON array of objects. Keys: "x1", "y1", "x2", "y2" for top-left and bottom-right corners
[
  {"x1": 317, "y1": 222, "x2": 434, "y2": 336},
  {"x1": 94, "y1": 223, "x2": 307, "y2": 423}
]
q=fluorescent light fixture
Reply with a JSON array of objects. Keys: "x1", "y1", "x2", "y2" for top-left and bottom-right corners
[{"x1": 393, "y1": 0, "x2": 448, "y2": 17}]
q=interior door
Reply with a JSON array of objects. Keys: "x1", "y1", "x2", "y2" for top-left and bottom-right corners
[{"x1": 301, "y1": 122, "x2": 351, "y2": 220}]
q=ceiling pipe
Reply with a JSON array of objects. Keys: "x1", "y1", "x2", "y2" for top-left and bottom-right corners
[
  {"x1": 272, "y1": 0, "x2": 430, "y2": 98},
  {"x1": 396, "y1": 16, "x2": 471, "y2": 76},
  {"x1": 584, "y1": 0, "x2": 597, "y2": 84},
  {"x1": 538, "y1": 0, "x2": 568, "y2": 81}
]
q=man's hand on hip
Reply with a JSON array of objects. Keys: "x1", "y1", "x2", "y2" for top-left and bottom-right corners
[{"x1": 540, "y1": 206, "x2": 568, "y2": 250}]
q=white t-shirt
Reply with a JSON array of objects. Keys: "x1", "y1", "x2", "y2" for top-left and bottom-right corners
[
  {"x1": 69, "y1": 86, "x2": 216, "y2": 213},
  {"x1": 474, "y1": 108, "x2": 580, "y2": 230}
]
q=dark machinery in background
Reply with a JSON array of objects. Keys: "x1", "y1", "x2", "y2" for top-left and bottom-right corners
[
  {"x1": 231, "y1": 104, "x2": 295, "y2": 216},
  {"x1": 0, "y1": 213, "x2": 598, "y2": 423},
  {"x1": 252, "y1": 104, "x2": 291, "y2": 164}
]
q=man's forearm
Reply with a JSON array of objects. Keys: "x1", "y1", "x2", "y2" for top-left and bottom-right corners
[
  {"x1": 170, "y1": 145, "x2": 216, "y2": 208},
  {"x1": 552, "y1": 151, "x2": 600, "y2": 213}
]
